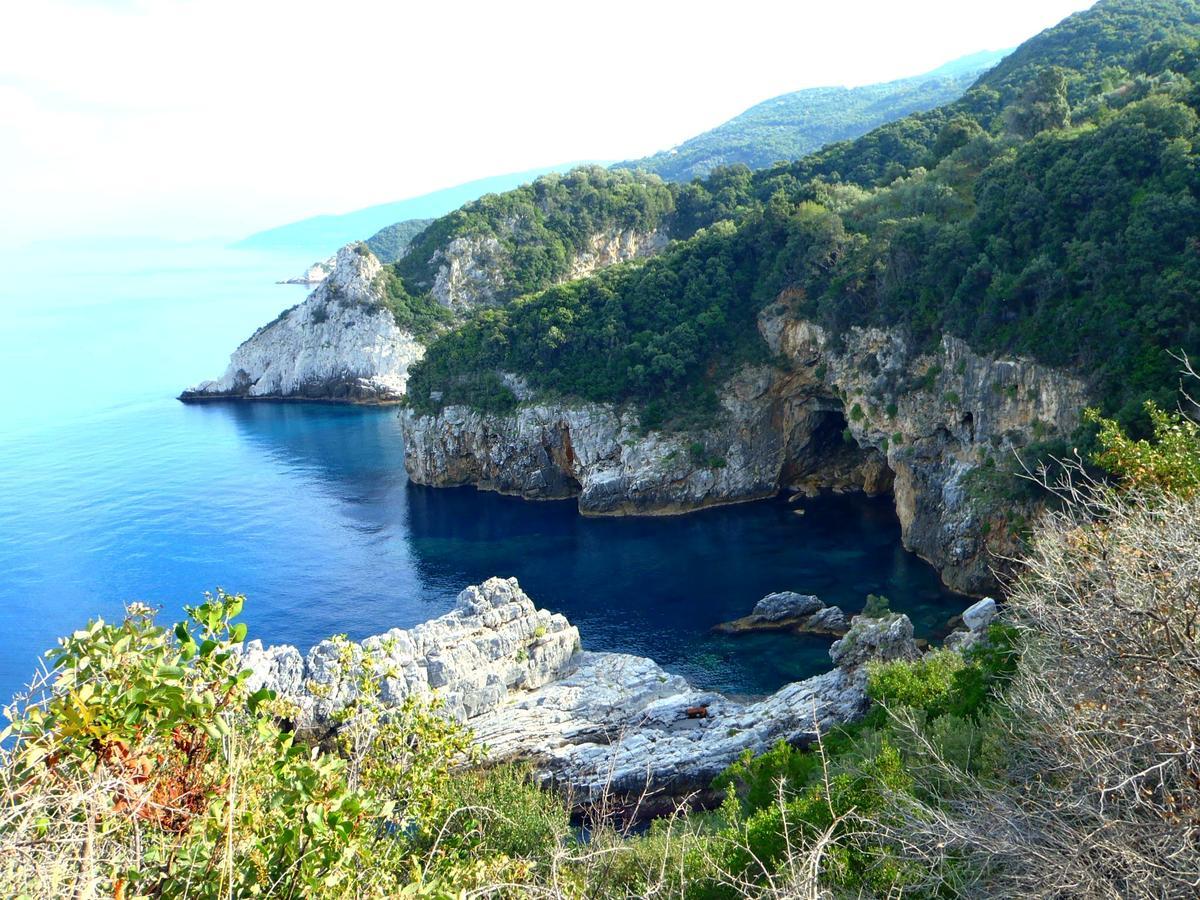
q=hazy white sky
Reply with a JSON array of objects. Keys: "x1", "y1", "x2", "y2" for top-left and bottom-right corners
[{"x1": 1, "y1": 0, "x2": 1095, "y2": 244}]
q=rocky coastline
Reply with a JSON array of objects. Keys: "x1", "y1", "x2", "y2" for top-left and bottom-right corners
[
  {"x1": 186, "y1": 218, "x2": 1088, "y2": 594},
  {"x1": 401, "y1": 302, "x2": 1087, "y2": 594},
  {"x1": 239, "y1": 577, "x2": 990, "y2": 804}
]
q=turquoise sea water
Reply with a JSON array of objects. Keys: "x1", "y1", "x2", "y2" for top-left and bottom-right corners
[{"x1": 0, "y1": 241, "x2": 965, "y2": 703}]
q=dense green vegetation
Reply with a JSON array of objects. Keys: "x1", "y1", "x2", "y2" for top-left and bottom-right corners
[
  {"x1": 363, "y1": 217, "x2": 433, "y2": 263},
  {"x1": 407, "y1": 0, "x2": 1200, "y2": 433},
  {"x1": 405, "y1": 219, "x2": 775, "y2": 422},
  {"x1": 373, "y1": 254, "x2": 454, "y2": 338},
  {"x1": 391, "y1": 166, "x2": 675, "y2": 303},
  {"x1": 614, "y1": 50, "x2": 1008, "y2": 182}
]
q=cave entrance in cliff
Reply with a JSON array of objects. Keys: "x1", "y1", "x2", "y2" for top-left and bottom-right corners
[
  {"x1": 808, "y1": 408, "x2": 854, "y2": 460},
  {"x1": 785, "y1": 407, "x2": 858, "y2": 481},
  {"x1": 783, "y1": 404, "x2": 895, "y2": 497},
  {"x1": 962, "y1": 411, "x2": 975, "y2": 443}
]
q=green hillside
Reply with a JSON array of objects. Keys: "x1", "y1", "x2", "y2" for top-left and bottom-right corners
[
  {"x1": 408, "y1": 0, "x2": 1200, "y2": 432},
  {"x1": 614, "y1": 50, "x2": 1009, "y2": 182},
  {"x1": 363, "y1": 218, "x2": 434, "y2": 264}
]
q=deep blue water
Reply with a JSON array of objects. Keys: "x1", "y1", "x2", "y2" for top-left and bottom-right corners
[{"x1": 0, "y1": 242, "x2": 964, "y2": 704}]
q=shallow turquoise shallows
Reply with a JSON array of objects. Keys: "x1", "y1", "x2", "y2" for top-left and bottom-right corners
[{"x1": 0, "y1": 241, "x2": 964, "y2": 703}]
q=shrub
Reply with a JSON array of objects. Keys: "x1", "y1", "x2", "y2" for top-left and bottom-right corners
[
  {"x1": 1086, "y1": 400, "x2": 1200, "y2": 497},
  {"x1": 862, "y1": 593, "x2": 891, "y2": 618},
  {"x1": 0, "y1": 595, "x2": 532, "y2": 898},
  {"x1": 867, "y1": 650, "x2": 966, "y2": 717}
]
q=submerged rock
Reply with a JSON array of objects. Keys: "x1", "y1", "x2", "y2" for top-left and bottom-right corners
[{"x1": 239, "y1": 577, "x2": 919, "y2": 800}]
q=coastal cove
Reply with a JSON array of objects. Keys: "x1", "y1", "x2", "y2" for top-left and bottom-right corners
[{"x1": 0, "y1": 243, "x2": 963, "y2": 705}]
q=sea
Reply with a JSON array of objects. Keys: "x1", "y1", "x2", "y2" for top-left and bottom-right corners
[{"x1": 0, "y1": 239, "x2": 965, "y2": 705}]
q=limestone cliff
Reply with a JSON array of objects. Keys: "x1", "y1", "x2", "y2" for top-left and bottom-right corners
[
  {"x1": 401, "y1": 301, "x2": 1087, "y2": 593},
  {"x1": 427, "y1": 226, "x2": 668, "y2": 312},
  {"x1": 182, "y1": 245, "x2": 422, "y2": 402}
]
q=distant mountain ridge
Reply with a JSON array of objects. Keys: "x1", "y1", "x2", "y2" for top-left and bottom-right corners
[
  {"x1": 234, "y1": 164, "x2": 598, "y2": 257},
  {"x1": 613, "y1": 48, "x2": 1011, "y2": 182},
  {"x1": 238, "y1": 50, "x2": 1008, "y2": 259}
]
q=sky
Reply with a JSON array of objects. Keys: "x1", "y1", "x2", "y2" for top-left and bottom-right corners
[{"x1": 1, "y1": 0, "x2": 1096, "y2": 245}]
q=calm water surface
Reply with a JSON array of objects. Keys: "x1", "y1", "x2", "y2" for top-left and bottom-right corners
[{"x1": 0, "y1": 241, "x2": 964, "y2": 702}]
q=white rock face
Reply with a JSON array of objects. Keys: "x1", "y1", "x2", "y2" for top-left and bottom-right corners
[
  {"x1": 239, "y1": 577, "x2": 579, "y2": 728},
  {"x1": 429, "y1": 235, "x2": 509, "y2": 312},
  {"x1": 188, "y1": 225, "x2": 672, "y2": 403},
  {"x1": 238, "y1": 577, "x2": 928, "y2": 799},
  {"x1": 401, "y1": 367, "x2": 807, "y2": 515},
  {"x1": 182, "y1": 245, "x2": 423, "y2": 402},
  {"x1": 962, "y1": 597, "x2": 998, "y2": 632},
  {"x1": 277, "y1": 256, "x2": 335, "y2": 286},
  {"x1": 566, "y1": 228, "x2": 669, "y2": 280},
  {"x1": 471, "y1": 654, "x2": 866, "y2": 799},
  {"x1": 426, "y1": 227, "x2": 669, "y2": 312}
]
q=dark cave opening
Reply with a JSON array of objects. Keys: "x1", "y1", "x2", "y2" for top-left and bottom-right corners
[{"x1": 783, "y1": 404, "x2": 893, "y2": 496}]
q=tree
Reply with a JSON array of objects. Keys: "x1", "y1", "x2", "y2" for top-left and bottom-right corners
[{"x1": 1004, "y1": 67, "x2": 1071, "y2": 138}]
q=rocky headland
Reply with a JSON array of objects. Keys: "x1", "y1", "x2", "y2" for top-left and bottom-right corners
[
  {"x1": 181, "y1": 245, "x2": 423, "y2": 403},
  {"x1": 185, "y1": 222, "x2": 669, "y2": 405},
  {"x1": 240, "y1": 577, "x2": 943, "y2": 802}
]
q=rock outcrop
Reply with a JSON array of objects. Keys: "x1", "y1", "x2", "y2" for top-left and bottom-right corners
[
  {"x1": 239, "y1": 578, "x2": 580, "y2": 730},
  {"x1": 277, "y1": 257, "x2": 334, "y2": 286},
  {"x1": 944, "y1": 596, "x2": 998, "y2": 652},
  {"x1": 427, "y1": 227, "x2": 668, "y2": 312},
  {"x1": 402, "y1": 300, "x2": 1087, "y2": 593},
  {"x1": 712, "y1": 591, "x2": 848, "y2": 636},
  {"x1": 182, "y1": 245, "x2": 422, "y2": 402},
  {"x1": 239, "y1": 577, "x2": 923, "y2": 800},
  {"x1": 566, "y1": 228, "x2": 669, "y2": 280}
]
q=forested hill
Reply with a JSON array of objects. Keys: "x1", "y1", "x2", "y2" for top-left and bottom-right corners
[
  {"x1": 407, "y1": 0, "x2": 1200, "y2": 431},
  {"x1": 614, "y1": 50, "x2": 1009, "y2": 182},
  {"x1": 754, "y1": 0, "x2": 1200, "y2": 189}
]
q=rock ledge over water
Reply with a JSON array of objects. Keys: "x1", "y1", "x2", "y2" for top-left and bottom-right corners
[{"x1": 239, "y1": 577, "x2": 925, "y2": 799}]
